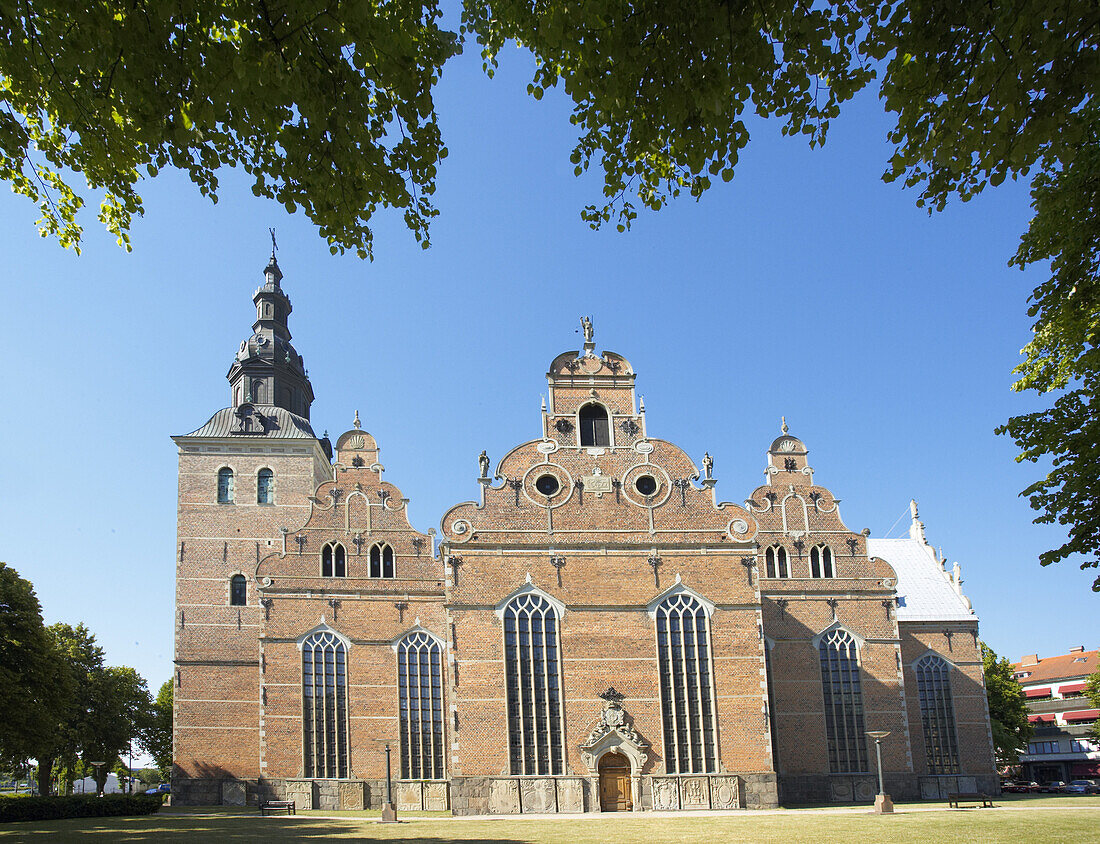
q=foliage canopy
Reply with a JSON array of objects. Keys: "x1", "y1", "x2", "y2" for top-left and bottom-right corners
[{"x1": 981, "y1": 642, "x2": 1032, "y2": 768}]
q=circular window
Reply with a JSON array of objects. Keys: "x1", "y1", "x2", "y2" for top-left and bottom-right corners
[
  {"x1": 635, "y1": 475, "x2": 658, "y2": 496},
  {"x1": 535, "y1": 474, "x2": 560, "y2": 496}
]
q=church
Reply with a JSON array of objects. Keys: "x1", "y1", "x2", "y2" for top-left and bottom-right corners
[{"x1": 171, "y1": 252, "x2": 998, "y2": 812}]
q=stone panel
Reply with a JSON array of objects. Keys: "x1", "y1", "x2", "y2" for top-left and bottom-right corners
[
  {"x1": 829, "y1": 778, "x2": 854, "y2": 802},
  {"x1": 520, "y1": 778, "x2": 557, "y2": 813},
  {"x1": 557, "y1": 777, "x2": 585, "y2": 813},
  {"x1": 488, "y1": 778, "x2": 520, "y2": 814},
  {"x1": 424, "y1": 782, "x2": 449, "y2": 811},
  {"x1": 711, "y1": 776, "x2": 741, "y2": 809},
  {"x1": 651, "y1": 777, "x2": 680, "y2": 810},
  {"x1": 680, "y1": 776, "x2": 710, "y2": 809},
  {"x1": 221, "y1": 780, "x2": 246, "y2": 806},
  {"x1": 339, "y1": 781, "x2": 365, "y2": 810},
  {"x1": 920, "y1": 778, "x2": 941, "y2": 800},
  {"x1": 853, "y1": 778, "x2": 876, "y2": 802},
  {"x1": 283, "y1": 779, "x2": 314, "y2": 810},
  {"x1": 395, "y1": 782, "x2": 422, "y2": 811}
]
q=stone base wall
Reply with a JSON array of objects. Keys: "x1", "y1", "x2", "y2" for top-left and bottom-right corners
[
  {"x1": 777, "y1": 772, "x2": 1000, "y2": 805},
  {"x1": 172, "y1": 776, "x2": 450, "y2": 810}
]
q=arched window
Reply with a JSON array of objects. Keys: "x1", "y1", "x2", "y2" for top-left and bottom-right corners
[
  {"x1": 810, "y1": 545, "x2": 834, "y2": 578},
  {"x1": 217, "y1": 468, "x2": 234, "y2": 504},
  {"x1": 321, "y1": 543, "x2": 346, "y2": 578},
  {"x1": 251, "y1": 379, "x2": 264, "y2": 403},
  {"x1": 397, "y1": 631, "x2": 445, "y2": 779},
  {"x1": 302, "y1": 630, "x2": 348, "y2": 778},
  {"x1": 579, "y1": 403, "x2": 611, "y2": 447},
  {"x1": 915, "y1": 654, "x2": 960, "y2": 774},
  {"x1": 229, "y1": 574, "x2": 247, "y2": 606},
  {"x1": 257, "y1": 468, "x2": 274, "y2": 504},
  {"x1": 503, "y1": 593, "x2": 564, "y2": 775},
  {"x1": 765, "y1": 546, "x2": 789, "y2": 579},
  {"x1": 655, "y1": 593, "x2": 717, "y2": 773},
  {"x1": 370, "y1": 544, "x2": 394, "y2": 579},
  {"x1": 819, "y1": 628, "x2": 868, "y2": 773}
]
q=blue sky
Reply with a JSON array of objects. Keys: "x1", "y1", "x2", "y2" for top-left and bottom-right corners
[{"x1": 0, "y1": 42, "x2": 1094, "y2": 699}]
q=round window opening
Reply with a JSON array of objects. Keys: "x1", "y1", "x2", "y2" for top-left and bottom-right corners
[
  {"x1": 535, "y1": 474, "x2": 560, "y2": 496},
  {"x1": 635, "y1": 475, "x2": 658, "y2": 496}
]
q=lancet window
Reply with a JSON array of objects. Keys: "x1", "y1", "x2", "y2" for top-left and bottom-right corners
[
  {"x1": 810, "y1": 544, "x2": 835, "y2": 578},
  {"x1": 370, "y1": 543, "x2": 394, "y2": 578},
  {"x1": 819, "y1": 627, "x2": 868, "y2": 773},
  {"x1": 321, "y1": 542, "x2": 346, "y2": 578},
  {"x1": 503, "y1": 593, "x2": 564, "y2": 775},
  {"x1": 915, "y1": 654, "x2": 960, "y2": 774},
  {"x1": 397, "y1": 631, "x2": 445, "y2": 779},
  {"x1": 765, "y1": 546, "x2": 790, "y2": 579},
  {"x1": 302, "y1": 631, "x2": 349, "y2": 778}
]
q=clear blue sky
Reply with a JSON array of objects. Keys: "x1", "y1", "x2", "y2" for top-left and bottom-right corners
[{"x1": 0, "y1": 42, "x2": 1094, "y2": 698}]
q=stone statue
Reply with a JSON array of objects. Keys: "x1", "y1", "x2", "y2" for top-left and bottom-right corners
[
  {"x1": 580, "y1": 316, "x2": 594, "y2": 343},
  {"x1": 702, "y1": 452, "x2": 714, "y2": 480},
  {"x1": 478, "y1": 450, "x2": 490, "y2": 479}
]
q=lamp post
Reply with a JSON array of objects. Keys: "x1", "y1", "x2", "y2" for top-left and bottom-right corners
[
  {"x1": 865, "y1": 731, "x2": 893, "y2": 814},
  {"x1": 89, "y1": 762, "x2": 106, "y2": 797},
  {"x1": 381, "y1": 743, "x2": 397, "y2": 823}
]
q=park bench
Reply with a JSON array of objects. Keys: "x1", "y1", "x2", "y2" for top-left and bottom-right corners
[
  {"x1": 259, "y1": 800, "x2": 296, "y2": 816},
  {"x1": 947, "y1": 793, "x2": 994, "y2": 809}
]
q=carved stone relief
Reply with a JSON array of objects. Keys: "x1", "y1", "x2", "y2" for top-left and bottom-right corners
[
  {"x1": 556, "y1": 778, "x2": 585, "y2": 813},
  {"x1": 424, "y1": 782, "x2": 449, "y2": 811},
  {"x1": 651, "y1": 777, "x2": 680, "y2": 810},
  {"x1": 680, "y1": 776, "x2": 710, "y2": 809},
  {"x1": 395, "y1": 781, "x2": 422, "y2": 811},
  {"x1": 853, "y1": 778, "x2": 876, "y2": 801},
  {"x1": 520, "y1": 778, "x2": 557, "y2": 813},
  {"x1": 339, "y1": 781, "x2": 365, "y2": 810},
  {"x1": 711, "y1": 776, "x2": 741, "y2": 809},
  {"x1": 488, "y1": 778, "x2": 519, "y2": 814},
  {"x1": 283, "y1": 779, "x2": 314, "y2": 810}
]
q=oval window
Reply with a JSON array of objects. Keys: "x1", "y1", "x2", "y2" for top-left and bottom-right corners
[
  {"x1": 635, "y1": 475, "x2": 658, "y2": 496},
  {"x1": 535, "y1": 474, "x2": 560, "y2": 496}
]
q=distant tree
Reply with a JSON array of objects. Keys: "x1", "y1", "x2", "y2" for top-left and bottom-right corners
[
  {"x1": 982, "y1": 643, "x2": 1033, "y2": 768},
  {"x1": 1086, "y1": 665, "x2": 1100, "y2": 743},
  {"x1": 81, "y1": 667, "x2": 152, "y2": 795},
  {"x1": 136, "y1": 767, "x2": 161, "y2": 788},
  {"x1": 0, "y1": 563, "x2": 68, "y2": 770},
  {"x1": 140, "y1": 681, "x2": 173, "y2": 780}
]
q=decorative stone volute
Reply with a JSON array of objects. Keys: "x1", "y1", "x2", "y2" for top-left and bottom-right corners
[{"x1": 579, "y1": 688, "x2": 649, "y2": 774}]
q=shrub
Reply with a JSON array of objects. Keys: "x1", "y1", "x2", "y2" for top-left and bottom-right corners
[{"x1": 0, "y1": 794, "x2": 162, "y2": 823}]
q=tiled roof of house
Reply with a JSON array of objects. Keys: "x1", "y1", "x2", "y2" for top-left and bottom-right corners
[{"x1": 1010, "y1": 649, "x2": 1099, "y2": 685}]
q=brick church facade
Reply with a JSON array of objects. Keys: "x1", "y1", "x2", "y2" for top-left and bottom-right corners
[{"x1": 172, "y1": 254, "x2": 998, "y2": 811}]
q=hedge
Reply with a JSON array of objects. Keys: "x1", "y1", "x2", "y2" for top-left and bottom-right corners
[{"x1": 0, "y1": 794, "x2": 162, "y2": 823}]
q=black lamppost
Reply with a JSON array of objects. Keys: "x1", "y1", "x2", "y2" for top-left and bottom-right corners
[
  {"x1": 381, "y1": 743, "x2": 397, "y2": 823},
  {"x1": 866, "y1": 730, "x2": 894, "y2": 814},
  {"x1": 89, "y1": 761, "x2": 106, "y2": 797}
]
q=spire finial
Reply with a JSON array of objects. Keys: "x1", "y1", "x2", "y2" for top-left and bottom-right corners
[
  {"x1": 269, "y1": 227, "x2": 278, "y2": 259},
  {"x1": 781, "y1": 416, "x2": 788, "y2": 434},
  {"x1": 263, "y1": 228, "x2": 283, "y2": 285},
  {"x1": 353, "y1": 410, "x2": 361, "y2": 430}
]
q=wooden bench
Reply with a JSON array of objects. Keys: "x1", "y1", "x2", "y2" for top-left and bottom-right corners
[
  {"x1": 259, "y1": 800, "x2": 296, "y2": 816},
  {"x1": 947, "y1": 793, "x2": 994, "y2": 808}
]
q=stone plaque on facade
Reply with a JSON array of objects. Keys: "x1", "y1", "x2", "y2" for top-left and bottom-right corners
[
  {"x1": 711, "y1": 776, "x2": 740, "y2": 809},
  {"x1": 488, "y1": 778, "x2": 519, "y2": 814},
  {"x1": 919, "y1": 778, "x2": 941, "y2": 800},
  {"x1": 582, "y1": 468, "x2": 613, "y2": 496},
  {"x1": 396, "y1": 782, "x2": 423, "y2": 811},
  {"x1": 853, "y1": 778, "x2": 876, "y2": 801},
  {"x1": 651, "y1": 777, "x2": 679, "y2": 810},
  {"x1": 284, "y1": 779, "x2": 314, "y2": 810},
  {"x1": 339, "y1": 781, "x2": 365, "y2": 810},
  {"x1": 520, "y1": 778, "x2": 556, "y2": 813},
  {"x1": 829, "y1": 778, "x2": 853, "y2": 802},
  {"x1": 680, "y1": 776, "x2": 710, "y2": 809},
  {"x1": 556, "y1": 777, "x2": 585, "y2": 813},
  {"x1": 221, "y1": 780, "x2": 246, "y2": 806},
  {"x1": 957, "y1": 776, "x2": 977, "y2": 794},
  {"x1": 424, "y1": 782, "x2": 449, "y2": 811}
]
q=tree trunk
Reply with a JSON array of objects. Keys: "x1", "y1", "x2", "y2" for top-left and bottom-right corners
[{"x1": 35, "y1": 756, "x2": 54, "y2": 797}]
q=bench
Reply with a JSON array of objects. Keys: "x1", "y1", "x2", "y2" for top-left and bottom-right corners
[
  {"x1": 947, "y1": 793, "x2": 994, "y2": 809},
  {"x1": 259, "y1": 800, "x2": 296, "y2": 816}
]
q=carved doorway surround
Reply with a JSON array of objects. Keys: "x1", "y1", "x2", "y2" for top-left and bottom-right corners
[{"x1": 598, "y1": 753, "x2": 632, "y2": 812}]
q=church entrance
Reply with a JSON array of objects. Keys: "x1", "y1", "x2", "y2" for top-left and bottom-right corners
[{"x1": 598, "y1": 753, "x2": 633, "y2": 812}]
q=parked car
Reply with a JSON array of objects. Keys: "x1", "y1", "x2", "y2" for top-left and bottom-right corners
[
  {"x1": 1002, "y1": 781, "x2": 1032, "y2": 793},
  {"x1": 1065, "y1": 780, "x2": 1100, "y2": 794},
  {"x1": 1039, "y1": 781, "x2": 1067, "y2": 793},
  {"x1": 144, "y1": 783, "x2": 171, "y2": 795}
]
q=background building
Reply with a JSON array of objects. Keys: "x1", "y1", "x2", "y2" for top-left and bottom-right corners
[
  {"x1": 1012, "y1": 647, "x2": 1100, "y2": 783},
  {"x1": 172, "y1": 257, "x2": 998, "y2": 810}
]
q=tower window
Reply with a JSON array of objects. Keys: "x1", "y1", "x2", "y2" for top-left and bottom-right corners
[
  {"x1": 370, "y1": 543, "x2": 394, "y2": 578},
  {"x1": 251, "y1": 379, "x2": 264, "y2": 403},
  {"x1": 810, "y1": 545, "x2": 834, "y2": 578},
  {"x1": 765, "y1": 546, "x2": 790, "y2": 579},
  {"x1": 257, "y1": 468, "x2": 274, "y2": 504},
  {"x1": 229, "y1": 574, "x2": 247, "y2": 606},
  {"x1": 217, "y1": 468, "x2": 234, "y2": 504},
  {"x1": 579, "y1": 403, "x2": 611, "y2": 447},
  {"x1": 503, "y1": 593, "x2": 564, "y2": 775},
  {"x1": 398, "y1": 631, "x2": 445, "y2": 779},
  {"x1": 322, "y1": 542, "x2": 346, "y2": 578}
]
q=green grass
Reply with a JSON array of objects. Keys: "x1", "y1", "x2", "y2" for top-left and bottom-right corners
[{"x1": 0, "y1": 800, "x2": 1098, "y2": 843}]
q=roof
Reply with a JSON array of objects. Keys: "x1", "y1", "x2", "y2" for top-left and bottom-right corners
[
  {"x1": 866, "y1": 536, "x2": 975, "y2": 622},
  {"x1": 1010, "y1": 649, "x2": 1099, "y2": 685},
  {"x1": 177, "y1": 405, "x2": 319, "y2": 440}
]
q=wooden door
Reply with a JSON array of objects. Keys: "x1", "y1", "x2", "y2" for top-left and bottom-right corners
[{"x1": 598, "y1": 754, "x2": 633, "y2": 811}]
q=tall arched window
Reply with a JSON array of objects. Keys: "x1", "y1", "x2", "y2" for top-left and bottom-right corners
[
  {"x1": 321, "y1": 543, "x2": 346, "y2": 578},
  {"x1": 229, "y1": 574, "x2": 247, "y2": 606},
  {"x1": 257, "y1": 468, "x2": 274, "y2": 504},
  {"x1": 578, "y1": 403, "x2": 611, "y2": 447},
  {"x1": 765, "y1": 546, "x2": 789, "y2": 578},
  {"x1": 503, "y1": 594, "x2": 564, "y2": 775},
  {"x1": 217, "y1": 468, "x2": 234, "y2": 504},
  {"x1": 251, "y1": 379, "x2": 264, "y2": 403},
  {"x1": 370, "y1": 544, "x2": 394, "y2": 578},
  {"x1": 915, "y1": 654, "x2": 960, "y2": 774},
  {"x1": 302, "y1": 630, "x2": 348, "y2": 778},
  {"x1": 655, "y1": 593, "x2": 717, "y2": 773},
  {"x1": 819, "y1": 628, "x2": 868, "y2": 773},
  {"x1": 810, "y1": 545, "x2": 834, "y2": 578},
  {"x1": 397, "y1": 631, "x2": 445, "y2": 779}
]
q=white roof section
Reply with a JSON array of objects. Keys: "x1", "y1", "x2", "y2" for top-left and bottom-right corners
[{"x1": 867, "y1": 501, "x2": 975, "y2": 623}]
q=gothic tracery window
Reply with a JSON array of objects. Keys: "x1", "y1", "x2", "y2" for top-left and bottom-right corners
[
  {"x1": 398, "y1": 631, "x2": 445, "y2": 779},
  {"x1": 302, "y1": 630, "x2": 348, "y2": 778},
  {"x1": 810, "y1": 544, "x2": 835, "y2": 578},
  {"x1": 322, "y1": 542, "x2": 346, "y2": 578},
  {"x1": 915, "y1": 654, "x2": 960, "y2": 774},
  {"x1": 370, "y1": 543, "x2": 394, "y2": 578},
  {"x1": 655, "y1": 593, "x2": 718, "y2": 773},
  {"x1": 578, "y1": 403, "x2": 611, "y2": 447},
  {"x1": 819, "y1": 628, "x2": 868, "y2": 773},
  {"x1": 217, "y1": 467, "x2": 234, "y2": 504},
  {"x1": 765, "y1": 546, "x2": 790, "y2": 579},
  {"x1": 503, "y1": 593, "x2": 564, "y2": 775}
]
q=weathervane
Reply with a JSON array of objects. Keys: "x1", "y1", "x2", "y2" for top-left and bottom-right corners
[{"x1": 269, "y1": 227, "x2": 278, "y2": 256}]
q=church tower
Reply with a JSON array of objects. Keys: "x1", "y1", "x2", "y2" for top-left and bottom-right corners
[{"x1": 171, "y1": 249, "x2": 333, "y2": 804}]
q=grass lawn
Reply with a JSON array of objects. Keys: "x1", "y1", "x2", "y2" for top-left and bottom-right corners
[{"x1": 1, "y1": 799, "x2": 1098, "y2": 843}]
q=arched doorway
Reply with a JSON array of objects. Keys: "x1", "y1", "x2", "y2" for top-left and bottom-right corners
[{"x1": 598, "y1": 753, "x2": 633, "y2": 812}]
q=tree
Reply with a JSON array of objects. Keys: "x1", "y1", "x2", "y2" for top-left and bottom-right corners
[
  {"x1": 1086, "y1": 665, "x2": 1100, "y2": 743},
  {"x1": 140, "y1": 681, "x2": 173, "y2": 780},
  {"x1": 80, "y1": 667, "x2": 152, "y2": 795},
  {"x1": 982, "y1": 643, "x2": 1032, "y2": 768},
  {"x1": 0, "y1": 563, "x2": 67, "y2": 770}
]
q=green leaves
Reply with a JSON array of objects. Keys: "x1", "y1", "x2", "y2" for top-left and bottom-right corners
[{"x1": 982, "y1": 643, "x2": 1033, "y2": 766}]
